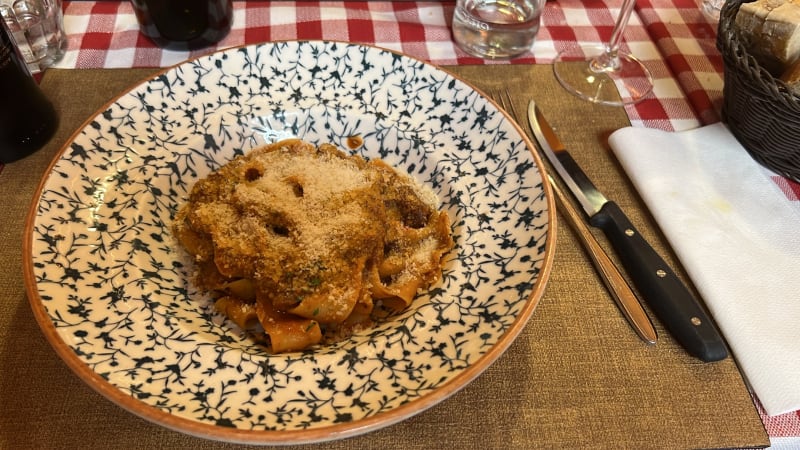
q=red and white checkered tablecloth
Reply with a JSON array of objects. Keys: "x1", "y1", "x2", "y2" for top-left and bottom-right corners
[
  {"x1": 33, "y1": 0, "x2": 800, "y2": 445},
  {"x1": 636, "y1": 0, "x2": 724, "y2": 125},
  {"x1": 55, "y1": 0, "x2": 706, "y2": 132}
]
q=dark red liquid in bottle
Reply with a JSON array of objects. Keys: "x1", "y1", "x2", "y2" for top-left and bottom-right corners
[
  {"x1": 131, "y1": 0, "x2": 234, "y2": 51},
  {"x1": 0, "y1": 21, "x2": 58, "y2": 164}
]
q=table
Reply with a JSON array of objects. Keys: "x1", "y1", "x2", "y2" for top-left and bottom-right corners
[{"x1": 1, "y1": 0, "x2": 797, "y2": 448}]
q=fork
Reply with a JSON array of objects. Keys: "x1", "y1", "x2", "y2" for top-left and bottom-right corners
[{"x1": 492, "y1": 89, "x2": 657, "y2": 344}]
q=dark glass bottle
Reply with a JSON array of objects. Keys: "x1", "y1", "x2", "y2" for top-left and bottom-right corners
[
  {"x1": 0, "y1": 21, "x2": 57, "y2": 164},
  {"x1": 130, "y1": 0, "x2": 234, "y2": 51}
]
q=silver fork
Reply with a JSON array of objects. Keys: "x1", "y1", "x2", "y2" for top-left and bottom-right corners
[{"x1": 492, "y1": 89, "x2": 657, "y2": 344}]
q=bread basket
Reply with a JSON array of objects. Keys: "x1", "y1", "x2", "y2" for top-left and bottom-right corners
[{"x1": 716, "y1": 0, "x2": 800, "y2": 183}]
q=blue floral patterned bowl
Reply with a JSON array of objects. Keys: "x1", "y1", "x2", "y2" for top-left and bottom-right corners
[{"x1": 24, "y1": 41, "x2": 555, "y2": 444}]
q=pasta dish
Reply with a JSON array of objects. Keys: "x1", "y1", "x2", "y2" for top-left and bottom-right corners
[{"x1": 172, "y1": 139, "x2": 452, "y2": 353}]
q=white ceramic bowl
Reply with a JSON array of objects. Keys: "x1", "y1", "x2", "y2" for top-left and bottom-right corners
[{"x1": 24, "y1": 40, "x2": 554, "y2": 444}]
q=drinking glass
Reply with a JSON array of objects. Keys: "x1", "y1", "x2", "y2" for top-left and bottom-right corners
[
  {"x1": 552, "y1": 0, "x2": 653, "y2": 106},
  {"x1": 1, "y1": 0, "x2": 66, "y2": 73},
  {"x1": 452, "y1": 0, "x2": 545, "y2": 59},
  {"x1": 701, "y1": 0, "x2": 724, "y2": 22}
]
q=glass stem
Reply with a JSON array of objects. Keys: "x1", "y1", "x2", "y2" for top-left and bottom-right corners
[{"x1": 591, "y1": 0, "x2": 637, "y2": 73}]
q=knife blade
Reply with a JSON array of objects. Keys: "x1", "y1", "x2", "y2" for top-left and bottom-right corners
[{"x1": 527, "y1": 100, "x2": 728, "y2": 362}]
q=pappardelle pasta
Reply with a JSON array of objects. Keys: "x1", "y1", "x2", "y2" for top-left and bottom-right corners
[{"x1": 172, "y1": 139, "x2": 453, "y2": 353}]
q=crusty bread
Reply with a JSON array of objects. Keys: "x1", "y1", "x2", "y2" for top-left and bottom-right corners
[
  {"x1": 780, "y1": 56, "x2": 800, "y2": 93},
  {"x1": 735, "y1": 0, "x2": 800, "y2": 74}
]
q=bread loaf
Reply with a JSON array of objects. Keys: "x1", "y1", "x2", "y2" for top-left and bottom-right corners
[
  {"x1": 735, "y1": 0, "x2": 800, "y2": 74},
  {"x1": 780, "y1": 56, "x2": 800, "y2": 93}
]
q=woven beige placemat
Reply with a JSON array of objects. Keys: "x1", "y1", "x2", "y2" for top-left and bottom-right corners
[{"x1": 0, "y1": 66, "x2": 768, "y2": 449}]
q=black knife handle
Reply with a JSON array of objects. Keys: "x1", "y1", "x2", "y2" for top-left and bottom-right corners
[{"x1": 589, "y1": 201, "x2": 728, "y2": 362}]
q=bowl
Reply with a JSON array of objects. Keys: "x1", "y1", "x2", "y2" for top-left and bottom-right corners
[{"x1": 23, "y1": 40, "x2": 555, "y2": 444}]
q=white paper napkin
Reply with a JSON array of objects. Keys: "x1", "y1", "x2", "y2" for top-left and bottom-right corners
[{"x1": 608, "y1": 123, "x2": 800, "y2": 416}]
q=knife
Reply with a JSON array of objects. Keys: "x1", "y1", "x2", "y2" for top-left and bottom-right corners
[{"x1": 527, "y1": 100, "x2": 728, "y2": 362}]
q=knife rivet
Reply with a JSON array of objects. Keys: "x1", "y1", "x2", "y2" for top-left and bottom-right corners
[
  {"x1": 691, "y1": 317, "x2": 702, "y2": 326},
  {"x1": 625, "y1": 229, "x2": 635, "y2": 237},
  {"x1": 656, "y1": 269, "x2": 667, "y2": 278}
]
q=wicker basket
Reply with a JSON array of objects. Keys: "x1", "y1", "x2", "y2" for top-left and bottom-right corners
[{"x1": 717, "y1": 0, "x2": 800, "y2": 182}]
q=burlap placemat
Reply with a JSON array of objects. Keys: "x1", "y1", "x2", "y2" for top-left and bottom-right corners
[{"x1": 0, "y1": 65, "x2": 768, "y2": 449}]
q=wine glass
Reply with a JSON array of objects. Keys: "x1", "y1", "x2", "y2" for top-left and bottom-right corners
[{"x1": 552, "y1": 0, "x2": 653, "y2": 106}]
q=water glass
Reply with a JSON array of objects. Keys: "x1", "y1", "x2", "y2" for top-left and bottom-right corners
[
  {"x1": 452, "y1": 0, "x2": 545, "y2": 59},
  {"x1": 0, "y1": 0, "x2": 66, "y2": 73},
  {"x1": 701, "y1": 0, "x2": 724, "y2": 22}
]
